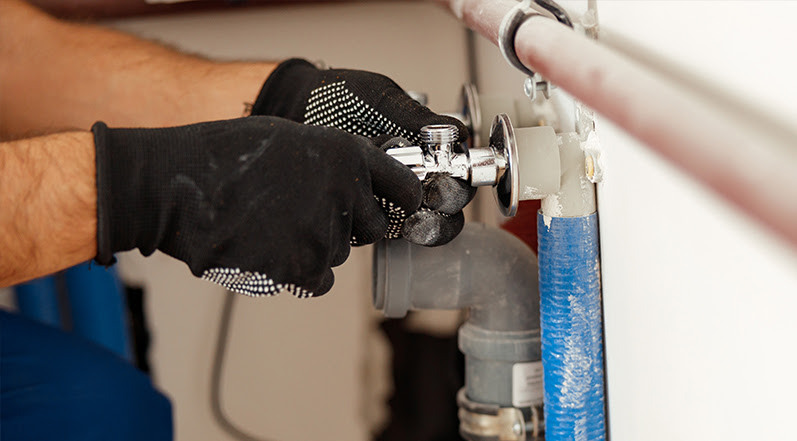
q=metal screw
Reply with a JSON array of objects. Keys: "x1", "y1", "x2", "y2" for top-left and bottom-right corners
[
  {"x1": 524, "y1": 75, "x2": 554, "y2": 101},
  {"x1": 523, "y1": 77, "x2": 536, "y2": 100}
]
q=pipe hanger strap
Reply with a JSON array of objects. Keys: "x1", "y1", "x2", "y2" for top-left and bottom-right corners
[
  {"x1": 533, "y1": 0, "x2": 573, "y2": 28},
  {"x1": 498, "y1": 0, "x2": 574, "y2": 79},
  {"x1": 498, "y1": 0, "x2": 539, "y2": 78}
]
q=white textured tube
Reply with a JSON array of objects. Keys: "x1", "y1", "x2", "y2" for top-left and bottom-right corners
[{"x1": 435, "y1": 0, "x2": 797, "y2": 247}]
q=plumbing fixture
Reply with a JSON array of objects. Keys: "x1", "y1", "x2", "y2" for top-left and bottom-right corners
[
  {"x1": 439, "y1": 0, "x2": 797, "y2": 247},
  {"x1": 456, "y1": 83, "x2": 564, "y2": 151},
  {"x1": 386, "y1": 117, "x2": 518, "y2": 216},
  {"x1": 373, "y1": 223, "x2": 544, "y2": 441},
  {"x1": 381, "y1": 80, "x2": 602, "y2": 440},
  {"x1": 387, "y1": 113, "x2": 559, "y2": 217},
  {"x1": 459, "y1": 83, "x2": 483, "y2": 146}
]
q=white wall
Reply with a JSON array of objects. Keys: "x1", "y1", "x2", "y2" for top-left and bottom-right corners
[
  {"x1": 593, "y1": 2, "x2": 797, "y2": 441},
  {"x1": 475, "y1": 2, "x2": 797, "y2": 440}
]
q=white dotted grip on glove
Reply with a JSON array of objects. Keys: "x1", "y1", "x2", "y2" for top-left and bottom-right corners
[
  {"x1": 201, "y1": 268, "x2": 314, "y2": 298},
  {"x1": 304, "y1": 81, "x2": 420, "y2": 145}
]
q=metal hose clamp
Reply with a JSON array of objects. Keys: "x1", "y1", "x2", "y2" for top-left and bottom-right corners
[
  {"x1": 498, "y1": 0, "x2": 539, "y2": 79},
  {"x1": 498, "y1": 0, "x2": 573, "y2": 100}
]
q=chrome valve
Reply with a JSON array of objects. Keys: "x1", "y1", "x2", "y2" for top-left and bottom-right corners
[
  {"x1": 386, "y1": 115, "x2": 520, "y2": 216},
  {"x1": 387, "y1": 124, "x2": 511, "y2": 187}
]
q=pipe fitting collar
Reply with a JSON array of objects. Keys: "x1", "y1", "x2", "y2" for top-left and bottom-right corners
[
  {"x1": 372, "y1": 238, "x2": 412, "y2": 318},
  {"x1": 459, "y1": 323, "x2": 541, "y2": 362}
]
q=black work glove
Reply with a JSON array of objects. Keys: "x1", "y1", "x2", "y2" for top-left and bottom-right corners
[
  {"x1": 252, "y1": 58, "x2": 476, "y2": 246},
  {"x1": 376, "y1": 137, "x2": 477, "y2": 246},
  {"x1": 92, "y1": 116, "x2": 422, "y2": 297}
]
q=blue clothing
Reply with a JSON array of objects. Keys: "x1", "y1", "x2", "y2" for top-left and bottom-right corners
[{"x1": 1, "y1": 310, "x2": 172, "y2": 440}]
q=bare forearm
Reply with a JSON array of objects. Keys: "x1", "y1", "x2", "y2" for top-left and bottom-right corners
[
  {"x1": 0, "y1": 0, "x2": 276, "y2": 138},
  {"x1": 0, "y1": 131, "x2": 96, "y2": 286}
]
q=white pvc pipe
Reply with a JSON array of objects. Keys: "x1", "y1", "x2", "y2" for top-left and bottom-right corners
[{"x1": 437, "y1": 0, "x2": 797, "y2": 248}]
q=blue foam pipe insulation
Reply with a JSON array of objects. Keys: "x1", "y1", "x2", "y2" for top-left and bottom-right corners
[
  {"x1": 14, "y1": 275, "x2": 61, "y2": 327},
  {"x1": 537, "y1": 212, "x2": 606, "y2": 441},
  {"x1": 64, "y1": 263, "x2": 131, "y2": 360}
]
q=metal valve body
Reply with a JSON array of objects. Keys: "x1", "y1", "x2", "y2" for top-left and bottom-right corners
[
  {"x1": 387, "y1": 124, "x2": 509, "y2": 187},
  {"x1": 386, "y1": 115, "x2": 521, "y2": 217}
]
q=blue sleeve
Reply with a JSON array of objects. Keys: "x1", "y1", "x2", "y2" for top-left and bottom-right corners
[{"x1": 1, "y1": 310, "x2": 172, "y2": 441}]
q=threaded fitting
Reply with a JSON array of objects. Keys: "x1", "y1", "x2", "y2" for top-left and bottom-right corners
[{"x1": 420, "y1": 124, "x2": 458, "y2": 145}]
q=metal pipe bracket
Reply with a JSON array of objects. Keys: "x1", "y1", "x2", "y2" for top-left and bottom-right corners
[
  {"x1": 457, "y1": 388, "x2": 530, "y2": 441},
  {"x1": 498, "y1": 0, "x2": 573, "y2": 100}
]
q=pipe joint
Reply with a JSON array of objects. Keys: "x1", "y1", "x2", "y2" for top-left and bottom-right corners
[
  {"x1": 373, "y1": 223, "x2": 543, "y2": 424},
  {"x1": 373, "y1": 223, "x2": 539, "y2": 331},
  {"x1": 459, "y1": 323, "x2": 541, "y2": 363}
]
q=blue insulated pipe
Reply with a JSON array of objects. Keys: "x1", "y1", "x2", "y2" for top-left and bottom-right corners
[{"x1": 537, "y1": 212, "x2": 605, "y2": 441}]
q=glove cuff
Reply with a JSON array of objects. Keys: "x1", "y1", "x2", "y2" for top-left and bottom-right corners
[
  {"x1": 92, "y1": 122, "x2": 116, "y2": 266},
  {"x1": 92, "y1": 122, "x2": 175, "y2": 265},
  {"x1": 251, "y1": 58, "x2": 319, "y2": 120}
]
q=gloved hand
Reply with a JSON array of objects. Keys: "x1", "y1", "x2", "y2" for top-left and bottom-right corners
[
  {"x1": 92, "y1": 116, "x2": 422, "y2": 297},
  {"x1": 376, "y1": 136, "x2": 477, "y2": 246},
  {"x1": 252, "y1": 58, "x2": 476, "y2": 246}
]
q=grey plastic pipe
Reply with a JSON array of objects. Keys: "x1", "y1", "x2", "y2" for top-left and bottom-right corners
[{"x1": 373, "y1": 223, "x2": 541, "y2": 406}]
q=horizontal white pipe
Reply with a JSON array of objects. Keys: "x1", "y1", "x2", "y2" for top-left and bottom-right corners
[{"x1": 437, "y1": 0, "x2": 797, "y2": 248}]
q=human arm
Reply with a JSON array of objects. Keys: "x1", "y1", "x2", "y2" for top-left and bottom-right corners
[
  {"x1": 0, "y1": 132, "x2": 97, "y2": 286},
  {"x1": 1, "y1": 118, "x2": 422, "y2": 295},
  {"x1": 0, "y1": 0, "x2": 473, "y2": 287},
  {"x1": 0, "y1": 0, "x2": 276, "y2": 138}
]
